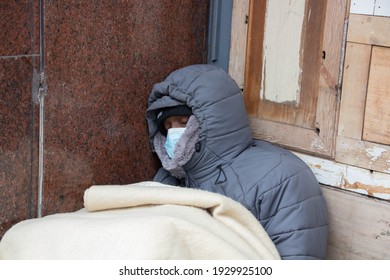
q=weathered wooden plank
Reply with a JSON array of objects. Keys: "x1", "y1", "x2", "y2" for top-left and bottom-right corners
[
  {"x1": 363, "y1": 46, "x2": 390, "y2": 145},
  {"x1": 347, "y1": 14, "x2": 390, "y2": 47},
  {"x1": 228, "y1": 0, "x2": 249, "y2": 89},
  {"x1": 338, "y1": 42, "x2": 371, "y2": 139},
  {"x1": 321, "y1": 185, "x2": 390, "y2": 259},
  {"x1": 316, "y1": 0, "x2": 349, "y2": 158},
  {"x1": 296, "y1": 151, "x2": 390, "y2": 199},
  {"x1": 244, "y1": 0, "x2": 266, "y2": 112},
  {"x1": 336, "y1": 136, "x2": 390, "y2": 175},
  {"x1": 250, "y1": 118, "x2": 332, "y2": 156}
]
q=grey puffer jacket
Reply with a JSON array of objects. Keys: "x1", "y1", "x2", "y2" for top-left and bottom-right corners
[{"x1": 146, "y1": 64, "x2": 328, "y2": 259}]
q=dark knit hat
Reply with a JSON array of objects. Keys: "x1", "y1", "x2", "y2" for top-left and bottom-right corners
[{"x1": 156, "y1": 105, "x2": 192, "y2": 135}]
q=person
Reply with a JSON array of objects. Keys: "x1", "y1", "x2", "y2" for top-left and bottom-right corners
[{"x1": 145, "y1": 64, "x2": 328, "y2": 259}]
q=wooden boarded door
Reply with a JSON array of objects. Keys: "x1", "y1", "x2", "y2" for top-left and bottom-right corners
[
  {"x1": 336, "y1": 12, "x2": 390, "y2": 177},
  {"x1": 244, "y1": 0, "x2": 349, "y2": 158}
]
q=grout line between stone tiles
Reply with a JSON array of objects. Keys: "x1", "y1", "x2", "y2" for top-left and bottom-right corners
[{"x1": 0, "y1": 54, "x2": 40, "y2": 59}]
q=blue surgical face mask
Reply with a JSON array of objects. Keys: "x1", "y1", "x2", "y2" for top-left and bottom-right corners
[{"x1": 164, "y1": 127, "x2": 186, "y2": 158}]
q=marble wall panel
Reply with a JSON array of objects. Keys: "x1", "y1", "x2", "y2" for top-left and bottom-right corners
[
  {"x1": 0, "y1": 0, "x2": 39, "y2": 56},
  {"x1": 42, "y1": 0, "x2": 208, "y2": 215},
  {"x1": 0, "y1": 0, "x2": 39, "y2": 239},
  {"x1": 0, "y1": 0, "x2": 208, "y2": 238},
  {"x1": 0, "y1": 58, "x2": 36, "y2": 238}
]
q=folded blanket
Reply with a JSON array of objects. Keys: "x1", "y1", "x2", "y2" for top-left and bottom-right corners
[{"x1": 0, "y1": 181, "x2": 280, "y2": 260}]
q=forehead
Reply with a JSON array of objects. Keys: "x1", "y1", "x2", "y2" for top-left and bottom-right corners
[{"x1": 164, "y1": 115, "x2": 189, "y2": 123}]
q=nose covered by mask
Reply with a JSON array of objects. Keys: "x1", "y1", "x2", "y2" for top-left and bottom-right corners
[{"x1": 164, "y1": 127, "x2": 186, "y2": 158}]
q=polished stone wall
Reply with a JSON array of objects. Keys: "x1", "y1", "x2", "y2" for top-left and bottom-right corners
[
  {"x1": 0, "y1": 0, "x2": 208, "y2": 238},
  {"x1": 0, "y1": 0, "x2": 39, "y2": 240}
]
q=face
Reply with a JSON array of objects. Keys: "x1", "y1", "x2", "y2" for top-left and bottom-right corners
[{"x1": 164, "y1": 115, "x2": 189, "y2": 131}]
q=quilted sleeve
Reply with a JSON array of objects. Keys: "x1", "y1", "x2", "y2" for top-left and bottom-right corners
[{"x1": 258, "y1": 165, "x2": 329, "y2": 260}]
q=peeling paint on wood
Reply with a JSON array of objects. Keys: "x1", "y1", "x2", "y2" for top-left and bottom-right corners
[
  {"x1": 366, "y1": 146, "x2": 387, "y2": 161},
  {"x1": 310, "y1": 137, "x2": 326, "y2": 152},
  {"x1": 341, "y1": 179, "x2": 390, "y2": 199},
  {"x1": 260, "y1": 0, "x2": 305, "y2": 104},
  {"x1": 336, "y1": 136, "x2": 390, "y2": 175},
  {"x1": 294, "y1": 151, "x2": 390, "y2": 200}
]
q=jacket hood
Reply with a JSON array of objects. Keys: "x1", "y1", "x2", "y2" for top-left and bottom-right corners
[{"x1": 146, "y1": 64, "x2": 253, "y2": 180}]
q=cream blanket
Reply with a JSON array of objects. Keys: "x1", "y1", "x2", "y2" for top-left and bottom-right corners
[{"x1": 0, "y1": 181, "x2": 280, "y2": 260}]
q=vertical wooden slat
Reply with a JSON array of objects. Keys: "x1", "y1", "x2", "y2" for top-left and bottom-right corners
[
  {"x1": 244, "y1": 0, "x2": 266, "y2": 115},
  {"x1": 316, "y1": 0, "x2": 348, "y2": 158},
  {"x1": 338, "y1": 42, "x2": 371, "y2": 139},
  {"x1": 363, "y1": 46, "x2": 390, "y2": 145},
  {"x1": 228, "y1": 0, "x2": 249, "y2": 89}
]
